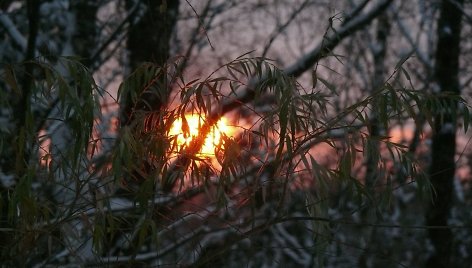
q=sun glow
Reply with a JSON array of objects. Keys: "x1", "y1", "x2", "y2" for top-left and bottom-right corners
[{"x1": 168, "y1": 114, "x2": 234, "y2": 157}]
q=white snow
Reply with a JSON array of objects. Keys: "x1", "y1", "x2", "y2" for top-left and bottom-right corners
[
  {"x1": 431, "y1": 82, "x2": 441, "y2": 93},
  {"x1": 442, "y1": 25, "x2": 452, "y2": 36},
  {"x1": 0, "y1": 171, "x2": 15, "y2": 187},
  {"x1": 0, "y1": 12, "x2": 27, "y2": 51},
  {"x1": 454, "y1": 176, "x2": 464, "y2": 202}
]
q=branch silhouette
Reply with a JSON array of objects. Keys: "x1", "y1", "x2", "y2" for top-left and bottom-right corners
[{"x1": 162, "y1": 0, "x2": 394, "y2": 191}]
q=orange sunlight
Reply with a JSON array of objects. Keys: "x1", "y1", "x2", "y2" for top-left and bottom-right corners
[{"x1": 168, "y1": 114, "x2": 235, "y2": 157}]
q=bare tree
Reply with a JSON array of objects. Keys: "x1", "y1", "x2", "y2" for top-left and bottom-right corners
[{"x1": 426, "y1": 1, "x2": 464, "y2": 267}]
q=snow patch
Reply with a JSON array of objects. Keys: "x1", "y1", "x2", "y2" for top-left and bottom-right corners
[
  {"x1": 371, "y1": 42, "x2": 384, "y2": 55},
  {"x1": 0, "y1": 171, "x2": 15, "y2": 187},
  {"x1": 442, "y1": 25, "x2": 452, "y2": 36},
  {"x1": 0, "y1": 12, "x2": 27, "y2": 51},
  {"x1": 431, "y1": 83, "x2": 441, "y2": 93},
  {"x1": 454, "y1": 176, "x2": 464, "y2": 202}
]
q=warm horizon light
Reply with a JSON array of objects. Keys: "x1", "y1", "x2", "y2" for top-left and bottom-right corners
[{"x1": 168, "y1": 114, "x2": 234, "y2": 157}]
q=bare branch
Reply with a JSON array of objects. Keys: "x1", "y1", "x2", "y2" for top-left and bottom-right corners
[
  {"x1": 391, "y1": 5, "x2": 433, "y2": 71},
  {"x1": 284, "y1": 0, "x2": 393, "y2": 77},
  {"x1": 163, "y1": 0, "x2": 394, "y2": 191},
  {"x1": 90, "y1": 2, "x2": 141, "y2": 70},
  {"x1": 261, "y1": 0, "x2": 311, "y2": 57},
  {"x1": 174, "y1": 0, "x2": 214, "y2": 76},
  {"x1": 184, "y1": 0, "x2": 214, "y2": 50},
  {"x1": 343, "y1": 0, "x2": 371, "y2": 25},
  {"x1": 0, "y1": 11, "x2": 27, "y2": 52}
]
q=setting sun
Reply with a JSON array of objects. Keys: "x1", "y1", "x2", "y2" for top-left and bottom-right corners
[{"x1": 168, "y1": 114, "x2": 234, "y2": 157}]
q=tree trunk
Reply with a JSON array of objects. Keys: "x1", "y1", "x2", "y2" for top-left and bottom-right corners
[
  {"x1": 126, "y1": 0, "x2": 179, "y2": 70},
  {"x1": 358, "y1": 14, "x2": 390, "y2": 268},
  {"x1": 426, "y1": 1, "x2": 463, "y2": 267},
  {"x1": 118, "y1": 0, "x2": 180, "y2": 192},
  {"x1": 0, "y1": 0, "x2": 39, "y2": 264},
  {"x1": 122, "y1": 0, "x2": 180, "y2": 122},
  {"x1": 71, "y1": 1, "x2": 99, "y2": 68}
]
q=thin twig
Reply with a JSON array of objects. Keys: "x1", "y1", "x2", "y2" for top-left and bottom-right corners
[{"x1": 184, "y1": 0, "x2": 214, "y2": 50}]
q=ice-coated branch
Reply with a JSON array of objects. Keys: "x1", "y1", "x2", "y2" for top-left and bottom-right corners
[
  {"x1": 283, "y1": 0, "x2": 393, "y2": 77},
  {"x1": 219, "y1": 0, "x2": 393, "y2": 117},
  {"x1": 0, "y1": 11, "x2": 27, "y2": 51}
]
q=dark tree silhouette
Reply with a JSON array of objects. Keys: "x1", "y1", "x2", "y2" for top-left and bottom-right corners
[
  {"x1": 122, "y1": 0, "x2": 180, "y2": 123},
  {"x1": 426, "y1": 1, "x2": 464, "y2": 267}
]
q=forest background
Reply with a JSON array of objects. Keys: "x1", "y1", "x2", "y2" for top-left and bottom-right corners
[{"x1": 0, "y1": 0, "x2": 472, "y2": 267}]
